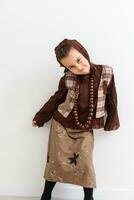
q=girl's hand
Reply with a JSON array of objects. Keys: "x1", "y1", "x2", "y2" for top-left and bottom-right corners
[{"x1": 32, "y1": 120, "x2": 38, "y2": 127}]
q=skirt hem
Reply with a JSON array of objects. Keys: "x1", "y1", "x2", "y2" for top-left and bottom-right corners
[{"x1": 43, "y1": 175, "x2": 97, "y2": 188}]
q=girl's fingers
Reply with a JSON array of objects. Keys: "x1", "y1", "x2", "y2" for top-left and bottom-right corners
[{"x1": 32, "y1": 121, "x2": 38, "y2": 127}]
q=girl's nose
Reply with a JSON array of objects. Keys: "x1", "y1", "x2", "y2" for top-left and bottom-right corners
[{"x1": 77, "y1": 64, "x2": 84, "y2": 72}]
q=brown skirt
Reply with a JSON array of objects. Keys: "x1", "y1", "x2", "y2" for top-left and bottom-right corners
[{"x1": 43, "y1": 117, "x2": 97, "y2": 188}]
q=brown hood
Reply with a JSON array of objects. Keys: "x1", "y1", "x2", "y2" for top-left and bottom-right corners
[{"x1": 54, "y1": 38, "x2": 92, "y2": 73}]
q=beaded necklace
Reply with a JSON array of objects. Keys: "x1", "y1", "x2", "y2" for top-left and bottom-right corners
[{"x1": 73, "y1": 69, "x2": 94, "y2": 129}]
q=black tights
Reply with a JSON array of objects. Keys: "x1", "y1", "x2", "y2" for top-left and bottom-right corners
[
  {"x1": 83, "y1": 186, "x2": 93, "y2": 200},
  {"x1": 40, "y1": 180, "x2": 94, "y2": 200},
  {"x1": 40, "y1": 180, "x2": 56, "y2": 200}
]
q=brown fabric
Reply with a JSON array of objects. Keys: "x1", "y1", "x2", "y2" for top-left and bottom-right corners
[
  {"x1": 43, "y1": 117, "x2": 96, "y2": 188},
  {"x1": 57, "y1": 64, "x2": 113, "y2": 120},
  {"x1": 33, "y1": 64, "x2": 120, "y2": 131}
]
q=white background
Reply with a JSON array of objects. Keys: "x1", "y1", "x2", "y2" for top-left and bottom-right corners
[{"x1": 0, "y1": 0, "x2": 133, "y2": 199}]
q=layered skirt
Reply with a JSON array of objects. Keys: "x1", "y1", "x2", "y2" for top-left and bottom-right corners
[{"x1": 43, "y1": 117, "x2": 96, "y2": 188}]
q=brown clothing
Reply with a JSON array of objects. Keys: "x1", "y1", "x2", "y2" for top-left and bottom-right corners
[
  {"x1": 33, "y1": 64, "x2": 120, "y2": 131},
  {"x1": 44, "y1": 117, "x2": 96, "y2": 188}
]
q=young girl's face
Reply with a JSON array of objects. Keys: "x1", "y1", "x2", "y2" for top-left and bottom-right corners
[{"x1": 60, "y1": 47, "x2": 90, "y2": 75}]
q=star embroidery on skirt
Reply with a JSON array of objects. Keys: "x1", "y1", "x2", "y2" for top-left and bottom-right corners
[{"x1": 68, "y1": 153, "x2": 79, "y2": 166}]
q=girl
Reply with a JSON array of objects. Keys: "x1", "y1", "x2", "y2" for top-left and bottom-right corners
[{"x1": 32, "y1": 38, "x2": 120, "y2": 200}]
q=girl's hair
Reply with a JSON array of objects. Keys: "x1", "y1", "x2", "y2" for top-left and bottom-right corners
[
  {"x1": 55, "y1": 45, "x2": 71, "y2": 63},
  {"x1": 54, "y1": 38, "x2": 91, "y2": 73},
  {"x1": 55, "y1": 44, "x2": 72, "y2": 73}
]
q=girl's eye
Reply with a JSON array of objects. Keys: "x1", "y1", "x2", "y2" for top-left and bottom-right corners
[
  {"x1": 68, "y1": 58, "x2": 81, "y2": 69},
  {"x1": 70, "y1": 66, "x2": 74, "y2": 69}
]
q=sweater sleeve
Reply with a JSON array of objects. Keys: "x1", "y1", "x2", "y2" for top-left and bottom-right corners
[
  {"x1": 104, "y1": 73, "x2": 120, "y2": 131},
  {"x1": 32, "y1": 75, "x2": 68, "y2": 127}
]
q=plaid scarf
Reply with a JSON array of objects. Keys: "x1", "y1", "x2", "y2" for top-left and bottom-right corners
[
  {"x1": 57, "y1": 65, "x2": 113, "y2": 118},
  {"x1": 96, "y1": 65, "x2": 113, "y2": 118}
]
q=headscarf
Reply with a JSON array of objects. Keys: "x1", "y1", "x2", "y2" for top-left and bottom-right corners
[{"x1": 54, "y1": 38, "x2": 92, "y2": 73}]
